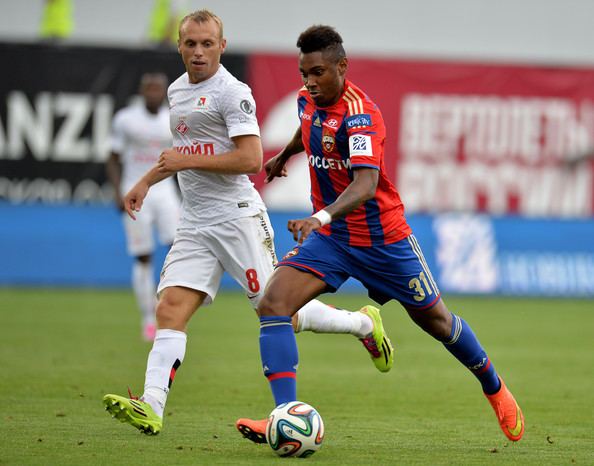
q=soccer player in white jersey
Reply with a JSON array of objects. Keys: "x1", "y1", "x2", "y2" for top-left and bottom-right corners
[
  {"x1": 103, "y1": 10, "x2": 393, "y2": 436},
  {"x1": 106, "y1": 73, "x2": 180, "y2": 341}
]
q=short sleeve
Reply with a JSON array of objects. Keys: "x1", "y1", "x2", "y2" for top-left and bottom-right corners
[
  {"x1": 219, "y1": 82, "x2": 261, "y2": 139},
  {"x1": 110, "y1": 110, "x2": 126, "y2": 154},
  {"x1": 346, "y1": 98, "x2": 385, "y2": 170}
]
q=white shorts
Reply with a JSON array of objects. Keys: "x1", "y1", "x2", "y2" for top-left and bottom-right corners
[
  {"x1": 157, "y1": 212, "x2": 277, "y2": 307},
  {"x1": 123, "y1": 186, "x2": 180, "y2": 256}
]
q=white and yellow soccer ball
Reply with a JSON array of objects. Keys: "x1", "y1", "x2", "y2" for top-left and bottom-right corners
[{"x1": 266, "y1": 401, "x2": 325, "y2": 458}]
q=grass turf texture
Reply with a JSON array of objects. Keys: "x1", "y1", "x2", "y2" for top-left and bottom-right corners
[{"x1": 1, "y1": 289, "x2": 593, "y2": 465}]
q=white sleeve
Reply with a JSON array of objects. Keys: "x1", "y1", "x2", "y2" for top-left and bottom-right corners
[
  {"x1": 110, "y1": 110, "x2": 126, "y2": 154},
  {"x1": 219, "y1": 82, "x2": 261, "y2": 139}
]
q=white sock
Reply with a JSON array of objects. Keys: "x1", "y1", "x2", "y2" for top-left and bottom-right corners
[
  {"x1": 132, "y1": 261, "x2": 157, "y2": 326},
  {"x1": 295, "y1": 299, "x2": 373, "y2": 338},
  {"x1": 142, "y1": 329, "x2": 187, "y2": 418}
]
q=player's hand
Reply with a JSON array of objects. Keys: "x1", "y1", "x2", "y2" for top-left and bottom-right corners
[
  {"x1": 158, "y1": 149, "x2": 187, "y2": 173},
  {"x1": 287, "y1": 217, "x2": 322, "y2": 244},
  {"x1": 265, "y1": 153, "x2": 289, "y2": 183},
  {"x1": 123, "y1": 182, "x2": 149, "y2": 220}
]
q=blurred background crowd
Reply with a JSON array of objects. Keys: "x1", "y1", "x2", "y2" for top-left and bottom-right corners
[{"x1": 0, "y1": 0, "x2": 593, "y2": 297}]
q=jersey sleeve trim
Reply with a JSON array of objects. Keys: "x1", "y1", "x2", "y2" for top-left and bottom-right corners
[
  {"x1": 342, "y1": 86, "x2": 365, "y2": 116},
  {"x1": 228, "y1": 125, "x2": 261, "y2": 138}
]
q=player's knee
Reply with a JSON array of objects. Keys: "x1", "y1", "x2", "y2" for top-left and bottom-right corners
[
  {"x1": 156, "y1": 296, "x2": 184, "y2": 329},
  {"x1": 423, "y1": 316, "x2": 451, "y2": 340},
  {"x1": 407, "y1": 300, "x2": 452, "y2": 341},
  {"x1": 257, "y1": 294, "x2": 291, "y2": 317}
]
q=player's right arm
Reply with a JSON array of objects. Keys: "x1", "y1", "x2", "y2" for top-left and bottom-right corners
[
  {"x1": 124, "y1": 165, "x2": 173, "y2": 220},
  {"x1": 265, "y1": 126, "x2": 304, "y2": 183}
]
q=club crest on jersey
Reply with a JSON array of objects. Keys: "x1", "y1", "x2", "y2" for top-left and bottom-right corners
[
  {"x1": 346, "y1": 113, "x2": 372, "y2": 128},
  {"x1": 192, "y1": 96, "x2": 209, "y2": 112},
  {"x1": 175, "y1": 120, "x2": 189, "y2": 135},
  {"x1": 322, "y1": 131, "x2": 335, "y2": 153}
]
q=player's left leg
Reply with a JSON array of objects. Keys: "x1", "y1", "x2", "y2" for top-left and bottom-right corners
[
  {"x1": 355, "y1": 234, "x2": 524, "y2": 441},
  {"x1": 292, "y1": 301, "x2": 393, "y2": 372},
  {"x1": 407, "y1": 299, "x2": 524, "y2": 441},
  {"x1": 394, "y1": 233, "x2": 524, "y2": 441}
]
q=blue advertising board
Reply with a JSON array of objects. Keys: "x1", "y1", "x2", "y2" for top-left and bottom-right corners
[{"x1": 1, "y1": 203, "x2": 593, "y2": 297}]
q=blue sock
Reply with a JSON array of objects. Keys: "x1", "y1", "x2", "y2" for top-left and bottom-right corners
[
  {"x1": 259, "y1": 316, "x2": 298, "y2": 406},
  {"x1": 442, "y1": 313, "x2": 501, "y2": 394}
]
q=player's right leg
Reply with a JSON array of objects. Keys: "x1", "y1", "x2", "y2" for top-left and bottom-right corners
[
  {"x1": 236, "y1": 266, "x2": 328, "y2": 445},
  {"x1": 104, "y1": 229, "x2": 222, "y2": 434},
  {"x1": 104, "y1": 286, "x2": 205, "y2": 434}
]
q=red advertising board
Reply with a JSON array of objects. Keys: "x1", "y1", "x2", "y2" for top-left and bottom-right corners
[{"x1": 249, "y1": 53, "x2": 594, "y2": 217}]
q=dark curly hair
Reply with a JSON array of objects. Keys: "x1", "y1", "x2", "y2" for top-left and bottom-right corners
[{"x1": 297, "y1": 25, "x2": 346, "y2": 63}]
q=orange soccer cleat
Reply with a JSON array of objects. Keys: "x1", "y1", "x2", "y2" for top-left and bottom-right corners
[
  {"x1": 484, "y1": 377, "x2": 525, "y2": 441},
  {"x1": 235, "y1": 417, "x2": 268, "y2": 444}
]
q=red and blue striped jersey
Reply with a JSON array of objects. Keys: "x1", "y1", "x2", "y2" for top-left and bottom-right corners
[{"x1": 298, "y1": 80, "x2": 411, "y2": 247}]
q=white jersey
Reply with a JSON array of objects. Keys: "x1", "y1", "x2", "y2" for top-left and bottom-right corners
[
  {"x1": 110, "y1": 104, "x2": 174, "y2": 193},
  {"x1": 167, "y1": 65, "x2": 266, "y2": 227}
]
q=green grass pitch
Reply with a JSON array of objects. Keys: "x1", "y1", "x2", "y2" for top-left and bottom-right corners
[{"x1": 1, "y1": 288, "x2": 593, "y2": 465}]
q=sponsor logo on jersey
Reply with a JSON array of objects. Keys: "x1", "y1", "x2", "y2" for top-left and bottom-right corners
[
  {"x1": 346, "y1": 113, "x2": 372, "y2": 128},
  {"x1": 324, "y1": 118, "x2": 339, "y2": 128},
  {"x1": 175, "y1": 120, "x2": 189, "y2": 135},
  {"x1": 313, "y1": 116, "x2": 321, "y2": 127},
  {"x1": 240, "y1": 99, "x2": 253, "y2": 114},
  {"x1": 174, "y1": 142, "x2": 215, "y2": 155},
  {"x1": 349, "y1": 135, "x2": 373, "y2": 156},
  {"x1": 308, "y1": 154, "x2": 351, "y2": 170},
  {"x1": 322, "y1": 131, "x2": 335, "y2": 153},
  {"x1": 258, "y1": 214, "x2": 278, "y2": 265},
  {"x1": 300, "y1": 111, "x2": 312, "y2": 121},
  {"x1": 192, "y1": 96, "x2": 209, "y2": 112}
]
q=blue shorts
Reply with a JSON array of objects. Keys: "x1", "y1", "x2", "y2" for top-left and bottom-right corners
[{"x1": 277, "y1": 232, "x2": 441, "y2": 309}]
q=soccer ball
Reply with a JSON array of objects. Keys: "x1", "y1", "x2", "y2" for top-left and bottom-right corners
[{"x1": 266, "y1": 401, "x2": 324, "y2": 458}]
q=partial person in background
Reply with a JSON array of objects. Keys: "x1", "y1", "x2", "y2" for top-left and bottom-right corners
[
  {"x1": 40, "y1": 0, "x2": 73, "y2": 41},
  {"x1": 106, "y1": 73, "x2": 180, "y2": 342},
  {"x1": 103, "y1": 10, "x2": 393, "y2": 436},
  {"x1": 148, "y1": 0, "x2": 187, "y2": 48}
]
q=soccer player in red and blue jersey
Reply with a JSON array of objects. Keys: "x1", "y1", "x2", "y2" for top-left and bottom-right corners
[{"x1": 237, "y1": 25, "x2": 524, "y2": 443}]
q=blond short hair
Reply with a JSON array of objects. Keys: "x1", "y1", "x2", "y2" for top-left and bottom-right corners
[{"x1": 179, "y1": 9, "x2": 224, "y2": 40}]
